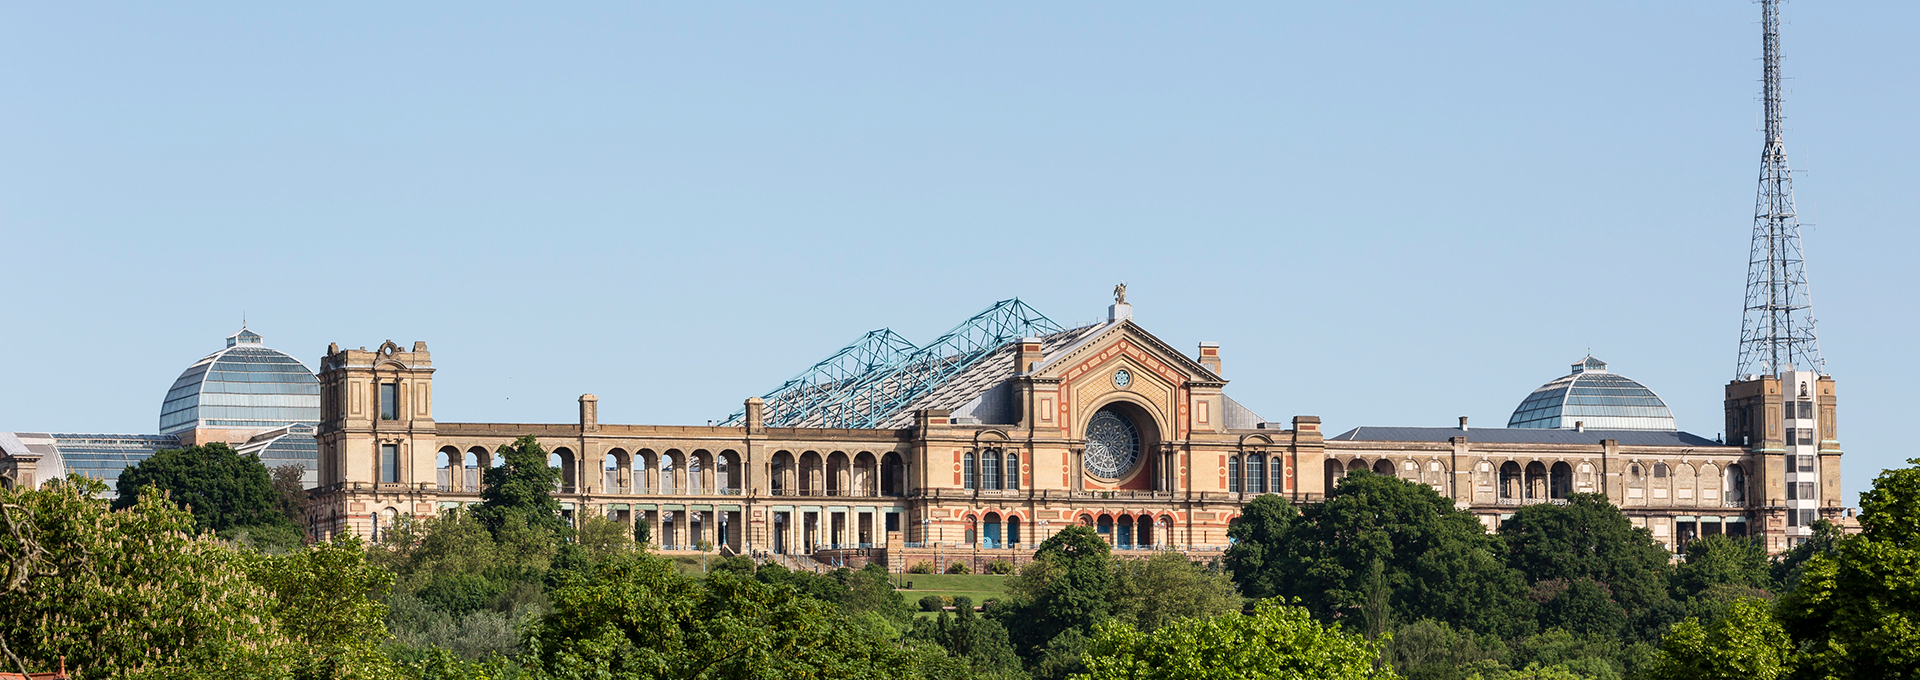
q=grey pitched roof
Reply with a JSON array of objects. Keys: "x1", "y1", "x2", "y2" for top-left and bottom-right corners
[
  {"x1": 1328, "y1": 426, "x2": 1729, "y2": 448},
  {"x1": 881, "y1": 324, "x2": 1104, "y2": 428}
]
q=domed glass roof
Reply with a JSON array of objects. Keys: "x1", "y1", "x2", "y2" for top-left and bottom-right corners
[
  {"x1": 1507, "y1": 356, "x2": 1675, "y2": 431},
  {"x1": 159, "y1": 328, "x2": 320, "y2": 435}
]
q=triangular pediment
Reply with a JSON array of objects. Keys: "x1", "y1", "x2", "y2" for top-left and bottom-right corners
[{"x1": 1030, "y1": 319, "x2": 1223, "y2": 387}]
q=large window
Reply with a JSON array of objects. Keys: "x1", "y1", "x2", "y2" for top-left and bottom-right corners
[
  {"x1": 1228, "y1": 457, "x2": 1240, "y2": 493},
  {"x1": 380, "y1": 443, "x2": 399, "y2": 484},
  {"x1": 1246, "y1": 456, "x2": 1264, "y2": 494},
  {"x1": 983, "y1": 449, "x2": 1001, "y2": 490},
  {"x1": 1005, "y1": 451, "x2": 1020, "y2": 490},
  {"x1": 379, "y1": 383, "x2": 398, "y2": 420},
  {"x1": 963, "y1": 452, "x2": 976, "y2": 490}
]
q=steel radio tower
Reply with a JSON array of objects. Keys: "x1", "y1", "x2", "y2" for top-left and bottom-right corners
[{"x1": 1736, "y1": 0, "x2": 1825, "y2": 377}]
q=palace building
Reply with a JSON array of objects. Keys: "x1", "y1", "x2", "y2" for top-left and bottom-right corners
[{"x1": 303, "y1": 293, "x2": 1848, "y2": 565}]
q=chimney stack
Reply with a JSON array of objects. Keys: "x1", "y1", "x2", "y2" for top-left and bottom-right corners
[
  {"x1": 1198, "y1": 342, "x2": 1222, "y2": 375},
  {"x1": 1017, "y1": 338, "x2": 1045, "y2": 374},
  {"x1": 1458, "y1": 416, "x2": 1469, "y2": 431},
  {"x1": 1574, "y1": 421, "x2": 1585, "y2": 433},
  {"x1": 579, "y1": 394, "x2": 599, "y2": 433}
]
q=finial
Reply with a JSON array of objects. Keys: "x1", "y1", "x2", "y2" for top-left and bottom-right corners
[{"x1": 1113, "y1": 282, "x2": 1127, "y2": 305}]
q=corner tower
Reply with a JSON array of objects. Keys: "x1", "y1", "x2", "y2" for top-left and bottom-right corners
[{"x1": 310, "y1": 340, "x2": 439, "y2": 539}]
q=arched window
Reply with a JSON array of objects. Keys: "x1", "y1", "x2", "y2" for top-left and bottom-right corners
[
  {"x1": 984, "y1": 512, "x2": 1002, "y2": 548},
  {"x1": 1117, "y1": 516, "x2": 1134, "y2": 548},
  {"x1": 1271, "y1": 457, "x2": 1285, "y2": 494},
  {"x1": 716, "y1": 455, "x2": 729, "y2": 492},
  {"x1": 963, "y1": 452, "x2": 976, "y2": 490},
  {"x1": 660, "y1": 454, "x2": 676, "y2": 492},
  {"x1": 1008, "y1": 516, "x2": 1022, "y2": 546},
  {"x1": 1096, "y1": 514, "x2": 1113, "y2": 542},
  {"x1": 1228, "y1": 456, "x2": 1241, "y2": 493},
  {"x1": 688, "y1": 456, "x2": 703, "y2": 494},
  {"x1": 1246, "y1": 455, "x2": 1264, "y2": 494},
  {"x1": 966, "y1": 516, "x2": 978, "y2": 545},
  {"x1": 984, "y1": 449, "x2": 1001, "y2": 490},
  {"x1": 1137, "y1": 515, "x2": 1153, "y2": 547},
  {"x1": 1005, "y1": 451, "x2": 1020, "y2": 490}
]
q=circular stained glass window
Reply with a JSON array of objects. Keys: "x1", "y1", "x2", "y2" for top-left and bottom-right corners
[{"x1": 1084, "y1": 409, "x2": 1141, "y2": 478}]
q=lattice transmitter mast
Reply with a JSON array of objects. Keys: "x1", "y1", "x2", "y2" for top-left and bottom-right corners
[{"x1": 1736, "y1": 0, "x2": 1824, "y2": 377}]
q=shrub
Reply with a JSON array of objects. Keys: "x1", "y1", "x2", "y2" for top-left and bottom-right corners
[
  {"x1": 947, "y1": 561, "x2": 972, "y2": 574},
  {"x1": 919, "y1": 595, "x2": 945, "y2": 612},
  {"x1": 986, "y1": 559, "x2": 1015, "y2": 575},
  {"x1": 908, "y1": 560, "x2": 936, "y2": 574}
]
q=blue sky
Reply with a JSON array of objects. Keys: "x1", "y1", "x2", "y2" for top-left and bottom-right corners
[{"x1": 3, "y1": 2, "x2": 1914, "y2": 503}]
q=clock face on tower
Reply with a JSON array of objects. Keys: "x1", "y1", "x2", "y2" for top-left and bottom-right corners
[
  {"x1": 1113, "y1": 369, "x2": 1131, "y2": 388},
  {"x1": 1084, "y1": 409, "x2": 1141, "y2": 478}
]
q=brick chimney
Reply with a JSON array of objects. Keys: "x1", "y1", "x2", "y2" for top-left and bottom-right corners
[
  {"x1": 1198, "y1": 342, "x2": 1221, "y2": 375},
  {"x1": 1017, "y1": 338, "x2": 1045, "y2": 374}
]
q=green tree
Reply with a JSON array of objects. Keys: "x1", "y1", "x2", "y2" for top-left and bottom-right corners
[
  {"x1": 475, "y1": 436, "x2": 566, "y2": 539},
  {"x1": 244, "y1": 534, "x2": 401, "y2": 679},
  {"x1": 1110, "y1": 551, "x2": 1242, "y2": 633},
  {"x1": 843, "y1": 562, "x2": 916, "y2": 626},
  {"x1": 0, "y1": 476, "x2": 287, "y2": 679},
  {"x1": 909, "y1": 596, "x2": 1024, "y2": 679},
  {"x1": 1640, "y1": 599, "x2": 1791, "y2": 680},
  {"x1": 1268, "y1": 471, "x2": 1534, "y2": 638},
  {"x1": 1074, "y1": 599, "x2": 1385, "y2": 680},
  {"x1": 113, "y1": 442, "x2": 293, "y2": 534},
  {"x1": 1672, "y1": 535, "x2": 1773, "y2": 601},
  {"x1": 1386, "y1": 619, "x2": 1507, "y2": 680},
  {"x1": 995, "y1": 526, "x2": 1116, "y2": 659},
  {"x1": 524, "y1": 552, "x2": 930, "y2": 678},
  {"x1": 1775, "y1": 458, "x2": 1920, "y2": 679},
  {"x1": 1223, "y1": 494, "x2": 1302, "y2": 600},
  {"x1": 1499, "y1": 494, "x2": 1678, "y2": 639},
  {"x1": 574, "y1": 513, "x2": 635, "y2": 561},
  {"x1": 1769, "y1": 518, "x2": 1844, "y2": 591}
]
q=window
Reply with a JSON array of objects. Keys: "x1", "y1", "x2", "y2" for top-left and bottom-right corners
[
  {"x1": 1246, "y1": 456, "x2": 1264, "y2": 494},
  {"x1": 1228, "y1": 457, "x2": 1240, "y2": 493},
  {"x1": 1005, "y1": 451, "x2": 1019, "y2": 490},
  {"x1": 1787, "y1": 483, "x2": 1797, "y2": 500},
  {"x1": 1272, "y1": 460, "x2": 1285, "y2": 495},
  {"x1": 1799, "y1": 455, "x2": 1815, "y2": 472},
  {"x1": 1799, "y1": 428, "x2": 1814, "y2": 446},
  {"x1": 1788, "y1": 508, "x2": 1799, "y2": 526},
  {"x1": 1800, "y1": 482, "x2": 1815, "y2": 499},
  {"x1": 983, "y1": 449, "x2": 1001, "y2": 490},
  {"x1": 963, "y1": 452, "x2": 976, "y2": 490},
  {"x1": 379, "y1": 383, "x2": 398, "y2": 420},
  {"x1": 1653, "y1": 463, "x2": 1668, "y2": 479},
  {"x1": 1798, "y1": 401, "x2": 1814, "y2": 419},
  {"x1": 380, "y1": 444, "x2": 399, "y2": 484},
  {"x1": 1801, "y1": 509, "x2": 1817, "y2": 526}
]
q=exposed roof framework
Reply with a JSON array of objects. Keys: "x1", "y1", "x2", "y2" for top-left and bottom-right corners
[{"x1": 722, "y1": 298, "x2": 1065, "y2": 429}]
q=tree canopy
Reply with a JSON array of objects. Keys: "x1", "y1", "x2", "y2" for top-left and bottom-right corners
[
  {"x1": 1075, "y1": 599, "x2": 1385, "y2": 680},
  {"x1": 1229, "y1": 471, "x2": 1534, "y2": 639},
  {"x1": 112, "y1": 441, "x2": 293, "y2": 535},
  {"x1": 1499, "y1": 494, "x2": 1678, "y2": 640},
  {"x1": 475, "y1": 435, "x2": 567, "y2": 539}
]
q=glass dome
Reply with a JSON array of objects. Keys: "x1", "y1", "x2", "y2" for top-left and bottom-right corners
[
  {"x1": 1507, "y1": 356, "x2": 1676, "y2": 431},
  {"x1": 159, "y1": 328, "x2": 320, "y2": 435}
]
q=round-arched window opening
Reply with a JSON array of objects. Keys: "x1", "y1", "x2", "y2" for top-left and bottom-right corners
[{"x1": 1085, "y1": 408, "x2": 1142, "y2": 478}]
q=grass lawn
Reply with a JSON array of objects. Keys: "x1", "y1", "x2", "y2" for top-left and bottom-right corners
[{"x1": 894, "y1": 573, "x2": 1011, "y2": 615}]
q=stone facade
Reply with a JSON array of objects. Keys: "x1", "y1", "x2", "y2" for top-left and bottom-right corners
[{"x1": 308, "y1": 307, "x2": 1850, "y2": 562}]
